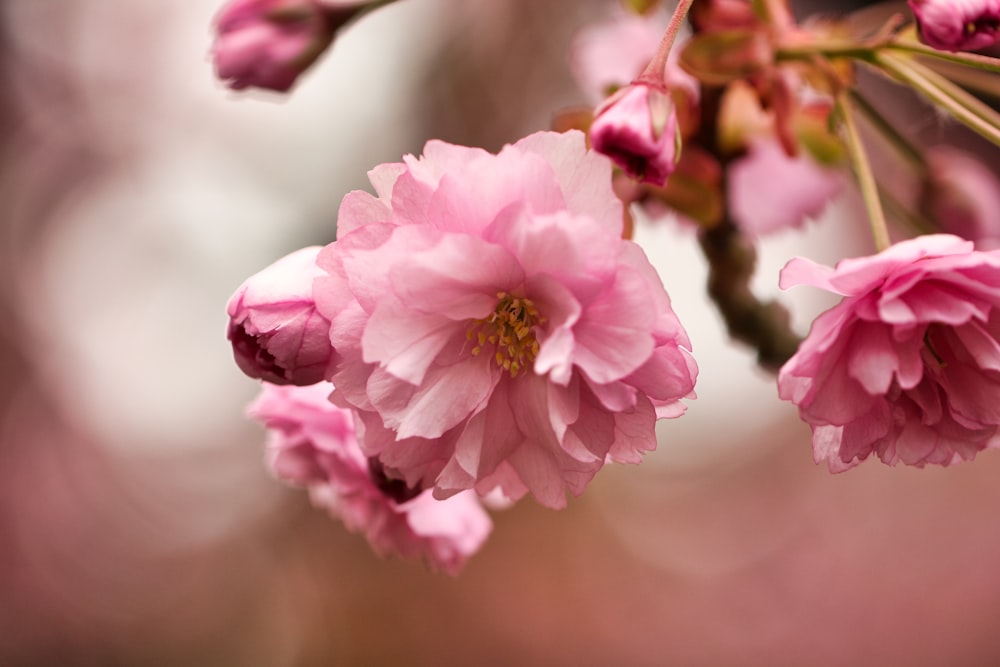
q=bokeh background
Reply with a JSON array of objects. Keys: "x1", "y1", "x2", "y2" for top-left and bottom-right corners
[{"x1": 4, "y1": 1, "x2": 1000, "y2": 665}]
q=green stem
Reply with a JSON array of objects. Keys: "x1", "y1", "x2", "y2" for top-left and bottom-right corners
[
  {"x1": 886, "y1": 41, "x2": 1000, "y2": 76},
  {"x1": 875, "y1": 52, "x2": 1000, "y2": 149},
  {"x1": 776, "y1": 43, "x2": 875, "y2": 61},
  {"x1": 848, "y1": 89, "x2": 925, "y2": 169},
  {"x1": 837, "y1": 93, "x2": 891, "y2": 252}
]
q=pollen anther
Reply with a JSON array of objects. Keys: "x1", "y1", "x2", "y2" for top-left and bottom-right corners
[{"x1": 465, "y1": 291, "x2": 544, "y2": 377}]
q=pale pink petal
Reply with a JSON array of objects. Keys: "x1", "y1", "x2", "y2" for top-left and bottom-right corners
[
  {"x1": 362, "y1": 302, "x2": 459, "y2": 385},
  {"x1": 391, "y1": 234, "x2": 525, "y2": 319},
  {"x1": 393, "y1": 357, "x2": 498, "y2": 440},
  {"x1": 605, "y1": 394, "x2": 658, "y2": 464},
  {"x1": 846, "y1": 322, "x2": 904, "y2": 395},
  {"x1": 778, "y1": 256, "x2": 839, "y2": 292},
  {"x1": 572, "y1": 265, "x2": 656, "y2": 384},
  {"x1": 728, "y1": 139, "x2": 843, "y2": 237},
  {"x1": 425, "y1": 149, "x2": 567, "y2": 235},
  {"x1": 336, "y1": 190, "x2": 392, "y2": 237},
  {"x1": 512, "y1": 130, "x2": 623, "y2": 231}
]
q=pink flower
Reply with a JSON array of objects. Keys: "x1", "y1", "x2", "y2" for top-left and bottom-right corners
[
  {"x1": 212, "y1": 0, "x2": 337, "y2": 92},
  {"x1": 728, "y1": 139, "x2": 844, "y2": 236},
  {"x1": 590, "y1": 84, "x2": 680, "y2": 187},
  {"x1": 922, "y1": 146, "x2": 1000, "y2": 247},
  {"x1": 227, "y1": 246, "x2": 333, "y2": 386},
  {"x1": 249, "y1": 382, "x2": 492, "y2": 574},
  {"x1": 316, "y1": 130, "x2": 698, "y2": 508},
  {"x1": 778, "y1": 235, "x2": 1000, "y2": 472},
  {"x1": 908, "y1": 0, "x2": 1000, "y2": 52}
]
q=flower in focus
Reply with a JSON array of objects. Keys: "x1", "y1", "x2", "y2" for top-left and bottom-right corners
[
  {"x1": 590, "y1": 83, "x2": 680, "y2": 186},
  {"x1": 908, "y1": 0, "x2": 1000, "y2": 52},
  {"x1": 249, "y1": 382, "x2": 492, "y2": 574},
  {"x1": 212, "y1": 0, "x2": 340, "y2": 92},
  {"x1": 727, "y1": 139, "x2": 844, "y2": 236},
  {"x1": 316, "y1": 130, "x2": 698, "y2": 508},
  {"x1": 227, "y1": 246, "x2": 333, "y2": 386},
  {"x1": 778, "y1": 235, "x2": 1000, "y2": 471},
  {"x1": 921, "y1": 146, "x2": 1000, "y2": 248}
]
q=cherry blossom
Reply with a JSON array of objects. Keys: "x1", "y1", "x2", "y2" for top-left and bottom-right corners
[
  {"x1": 779, "y1": 235, "x2": 1000, "y2": 471},
  {"x1": 315, "y1": 130, "x2": 698, "y2": 508},
  {"x1": 250, "y1": 382, "x2": 492, "y2": 574}
]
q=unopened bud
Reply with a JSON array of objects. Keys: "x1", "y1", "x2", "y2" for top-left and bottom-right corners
[
  {"x1": 590, "y1": 83, "x2": 681, "y2": 186},
  {"x1": 227, "y1": 246, "x2": 334, "y2": 385}
]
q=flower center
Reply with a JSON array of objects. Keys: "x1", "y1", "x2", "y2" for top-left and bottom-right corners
[{"x1": 466, "y1": 291, "x2": 543, "y2": 377}]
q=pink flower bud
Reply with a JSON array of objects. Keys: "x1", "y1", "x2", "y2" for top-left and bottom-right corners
[
  {"x1": 908, "y1": 0, "x2": 1000, "y2": 52},
  {"x1": 589, "y1": 83, "x2": 680, "y2": 186},
  {"x1": 227, "y1": 246, "x2": 333, "y2": 386},
  {"x1": 211, "y1": 0, "x2": 336, "y2": 92}
]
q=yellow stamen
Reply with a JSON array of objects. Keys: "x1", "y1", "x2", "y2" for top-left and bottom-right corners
[{"x1": 465, "y1": 291, "x2": 545, "y2": 377}]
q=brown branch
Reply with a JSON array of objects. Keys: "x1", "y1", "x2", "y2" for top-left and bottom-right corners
[{"x1": 698, "y1": 218, "x2": 802, "y2": 371}]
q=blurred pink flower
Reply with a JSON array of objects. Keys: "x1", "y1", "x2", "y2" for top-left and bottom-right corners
[
  {"x1": 570, "y1": 9, "x2": 696, "y2": 104},
  {"x1": 778, "y1": 234, "x2": 1000, "y2": 471},
  {"x1": 316, "y1": 130, "x2": 698, "y2": 508},
  {"x1": 249, "y1": 382, "x2": 492, "y2": 574},
  {"x1": 728, "y1": 139, "x2": 844, "y2": 236},
  {"x1": 908, "y1": 0, "x2": 1000, "y2": 52},
  {"x1": 923, "y1": 146, "x2": 1000, "y2": 247},
  {"x1": 590, "y1": 84, "x2": 680, "y2": 186},
  {"x1": 211, "y1": 0, "x2": 337, "y2": 92},
  {"x1": 227, "y1": 246, "x2": 333, "y2": 386}
]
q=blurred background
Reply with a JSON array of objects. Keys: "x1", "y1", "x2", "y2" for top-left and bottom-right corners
[{"x1": 3, "y1": 1, "x2": 1000, "y2": 665}]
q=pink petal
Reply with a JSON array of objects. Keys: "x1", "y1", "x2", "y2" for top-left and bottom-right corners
[
  {"x1": 362, "y1": 302, "x2": 459, "y2": 385},
  {"x1": 572, "y1": 265, "x2": 656, "y2": 384},
  {"x1": 391, "y1": 234, "x2": 524, "y2": 319},
  {"x1": 394, "y1": 357, "x2": 498, "y2": 440}
]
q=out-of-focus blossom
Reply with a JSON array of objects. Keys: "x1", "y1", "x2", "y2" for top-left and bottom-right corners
[
  {"x1": 227, "y1": 246, "x2": 333, "y2": 386},
  {"x1": 315, "y1": 130, "x2": 698, "y2": 508},
  {"x1": 590, "y1": 84, "x2": 680, "y2": 186},
  {"x1": 249, "y1": 382, "x2": 492, "y2": 574},
  {"x1": 908, "y1": 0, "x2": 1000, "y2": 52},
  {"x1": 922, "y1": 146, "x2": 1000, "y2": 247},
  {"x1": 690, "y1": 0, "x2": 760, "y2": 32},
  {"x1": 570, "y1": 9, "x2": 696, "y2": 103},
  {"x1": 778, "y1": 235, "x2": 1000, "y2": 471},
  {"x1": 728, "y1": 139, "x2": 844, "y2": 236},
  {"x1": 212, "y1": 0, "x2": 343, "y2": 92}
]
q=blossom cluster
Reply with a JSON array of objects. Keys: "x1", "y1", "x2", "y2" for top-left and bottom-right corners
[
  {"x1": 214, "y1": 0, "x2": 1000, "y2": 572},
  {"x1": 226, "y1": 129, "x2": 697, "y2": 570}
]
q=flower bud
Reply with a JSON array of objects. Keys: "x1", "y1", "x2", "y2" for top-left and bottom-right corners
[
  {"x1": 227, "y1": 246, "x2": 333, "y2": 385},
  {"x1": 908, "y1": 0, "x2": 1000, "y2": 52},
  {"x1": 589, "y1": 83, "x2": 680, "y2": 186},
  {"x1": 212, "y1": 0, "x2": 337, "y2": 92}
]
